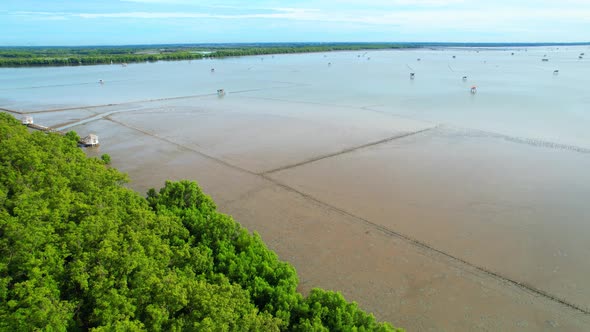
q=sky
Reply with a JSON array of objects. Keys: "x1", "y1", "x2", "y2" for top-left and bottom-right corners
[{"x1": 2, "y1": 0, "x2": 590, "y2": 46}]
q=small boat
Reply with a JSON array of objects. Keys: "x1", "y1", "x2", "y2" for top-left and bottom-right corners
[
  {"x1": 470, "y1": 86, "x2": 477, "y2": 94},
  {"x1": 410, "y1": 73, "x2": 415, "y2": 79}
]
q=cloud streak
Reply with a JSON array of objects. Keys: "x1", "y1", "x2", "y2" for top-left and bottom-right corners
[
  {"x1": 13, "y1": 7, "x2": 590, "y2": 26},
  {"x1": 5, "y1": 1, "x2": 590, "y2": 44}
]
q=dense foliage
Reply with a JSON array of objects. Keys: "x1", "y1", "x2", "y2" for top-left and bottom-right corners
[
  {"x1": 0, "y1": 112, "x2": 401, "y2": 331},
  {"x1": 0, "y1": 44, "x2": 410, "y2": 67}
]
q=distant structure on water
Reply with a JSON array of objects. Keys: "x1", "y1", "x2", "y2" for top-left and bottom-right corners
[
  {"x1": 470, "y1": 86, "x2": 477, "y2": 94},
  {"x1": 553, "y1": 70, "x2": 559, "y2": 75},
  {"x1": 410, "y1": 73, "x2": 415, "y2": 80},
  {"x1": 21, "y1": 116, "x2": 33, "y2": 125},
  {"x1": 217, "y1": 89, "x2": 226, "y2": 97},
  {"x1": 452, "y1": 55, "x2": 456, "y2": 59},
  {"x1": 462, "y1": 76, "x2": 468, "y2": 81},
  {"x1": 211, "y1": 68, "x2": 215, "y2": 73},
  {"x1": 81, "y1": 134, "x2": 99, "y2": 147},
  {"x1": 542, "y1": 58, "x2": 549, "y2": 62}
]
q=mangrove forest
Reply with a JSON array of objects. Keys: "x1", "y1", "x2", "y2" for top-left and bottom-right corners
[{"x1": 0, "y1": 43, "x2": 411, "y2": 67}]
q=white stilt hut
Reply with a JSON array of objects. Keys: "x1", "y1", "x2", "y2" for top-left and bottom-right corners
[
  {"x1": 81, "y1": 134, "x2": 99, "y2": 147},
  {"x1": 217, "y1": 89, "x2": 226, "y2": 97},
  {"x1": 21, "y1": 116, "x2": 34, "y2": 125}
]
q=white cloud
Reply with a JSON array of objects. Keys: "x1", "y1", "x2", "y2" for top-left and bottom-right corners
[{"x1": 11, "y1": 6, "x2": 590, "y2": 34}]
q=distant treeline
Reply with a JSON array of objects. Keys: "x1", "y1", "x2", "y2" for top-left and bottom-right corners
[
  {"x1": 0, "y1": 44, "x2": 411, "y2": 67},
  {"x1": 211, "y1": 44, "x2": 409, "y2": 57}
]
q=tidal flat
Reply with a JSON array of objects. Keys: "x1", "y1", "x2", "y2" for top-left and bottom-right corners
[{"x1": 2, "y1": 46, "x2": 590, "y2": 330}]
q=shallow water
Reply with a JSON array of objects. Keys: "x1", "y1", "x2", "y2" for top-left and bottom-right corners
[{"x1": 2, "y1": 46, "x2": 589, "y2": 147}]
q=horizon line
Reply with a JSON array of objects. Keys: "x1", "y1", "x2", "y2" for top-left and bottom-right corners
[{"x1": 2, "y1": 41, "x2": 590, "y2": 48}]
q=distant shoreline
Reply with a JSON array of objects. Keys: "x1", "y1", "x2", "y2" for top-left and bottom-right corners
[
  {"x1": 1, "y1": 42, "x2": 588, "y2": 68},
  {"x1": 0, "y1": 44, "x2": 411, "y2": 68}
]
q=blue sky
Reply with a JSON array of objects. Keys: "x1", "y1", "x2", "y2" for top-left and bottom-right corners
[{"x1": 2, "y1": 0, "x2": 589, "y2": 45}]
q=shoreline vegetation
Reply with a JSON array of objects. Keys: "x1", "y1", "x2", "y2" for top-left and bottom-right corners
[
  {"x1": 0, "y1": 43, "x2": 412, "y2": 67},
  {"x1": 2, "y1": 42, "x2": 589, "y2": 67},
  {"x1": 0, "y1": 112, "x2": 401, "y2": 331}
]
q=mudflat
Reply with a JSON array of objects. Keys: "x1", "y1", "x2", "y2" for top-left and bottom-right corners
[{"x1": 2, "y1": 46, "x2": 590, "y2": 330}]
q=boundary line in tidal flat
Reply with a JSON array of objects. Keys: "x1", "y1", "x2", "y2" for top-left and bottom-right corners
[
  {"x1": 106, "y1": 116, "x2": 590, "y2": 316},
  {"x1": 263, "y1": 177, "x2": 590, "y2": 316},
  {"x1": 261, "y1": 126, "x2": 438, "y2": 175}
]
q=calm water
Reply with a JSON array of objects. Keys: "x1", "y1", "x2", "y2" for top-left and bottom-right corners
[{"x1": 1, "y1": 46, "x2": 589, "y2": 148}]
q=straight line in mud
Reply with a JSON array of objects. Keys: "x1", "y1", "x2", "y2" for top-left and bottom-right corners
[
  {"x1": 0, "y1": 107, "x2": 23, "y2": 115},
  {"x1": 0, "y1": 82, "x2": 306, "y2": 115},
  {"x1": 106, "y1": 116, "x2": 589, "y2": 316},
  {"x1": 11, "y1": 93, "x2": 219, "y2": 114},
  {"x1": 460, "y1": 127, "x2": 590, "y2": 154},
  {"x1": 261, "y1": 126, "x2": 438, "y2": 175},
  {"x1": 262, "y1": 177, "x2": 590, "y2": 316},
  {"x1": 360, "y1": 105, "x2": 590, "y2": 155},
  {"x1": 105, "y1": 117, "x2": 254, "y2": 176}
]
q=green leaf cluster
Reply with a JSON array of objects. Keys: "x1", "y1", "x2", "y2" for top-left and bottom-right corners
[{"x1": 0, "y1": 113, "x2": 402, "y2": 331}]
